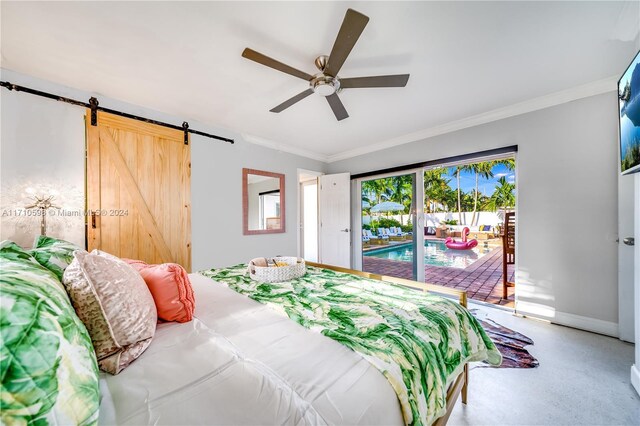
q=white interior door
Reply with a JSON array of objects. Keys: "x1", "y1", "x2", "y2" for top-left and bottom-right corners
[{"x1": 319, "y1": 173, "x2": 351, "y2": 268}]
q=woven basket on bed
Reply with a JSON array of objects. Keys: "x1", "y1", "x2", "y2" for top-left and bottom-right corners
[{"x1": 247, "y1": 257, "x2": 306, "y2": 283}]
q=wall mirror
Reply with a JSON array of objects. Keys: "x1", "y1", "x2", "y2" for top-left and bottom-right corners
[{"x1": 243, "y1": 168, "x2": 285, "y2": 235}]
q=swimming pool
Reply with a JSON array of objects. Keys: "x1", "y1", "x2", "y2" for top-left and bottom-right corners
[{"x1": 364, "y1": 239, "x2": 492, "y2": 268}]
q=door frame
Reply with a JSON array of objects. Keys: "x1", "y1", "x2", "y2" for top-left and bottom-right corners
[{"x1": 297, "y1": 169, "x2": 324, "y2": 260}]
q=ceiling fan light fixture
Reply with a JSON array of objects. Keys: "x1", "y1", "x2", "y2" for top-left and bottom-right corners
[{"x1": 311, "y1": 75, "x2": 340, "y2": 97}]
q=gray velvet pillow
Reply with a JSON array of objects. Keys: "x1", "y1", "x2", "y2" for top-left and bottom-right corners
[{"x1": 62, "y1": 250, "x2": 157, "y2": 374}]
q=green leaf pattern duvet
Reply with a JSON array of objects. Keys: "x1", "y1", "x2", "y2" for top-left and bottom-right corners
[
  {"x1": 1, "y1": 241, "x2": 100, "y2": 425},
  {"x1": 201, "y1": 264, "x2": 501, "y2": 426}
]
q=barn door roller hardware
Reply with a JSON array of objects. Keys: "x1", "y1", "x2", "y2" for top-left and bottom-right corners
[
  {"x1": 182, "y1": 122, "x2": 189, "y2": 145},
  {"x1": 1, "y1": 81, "x2": 234, "y2": 145},
  {"x1": 89, "y1": 97, "x2": 99, "y2": 126}
]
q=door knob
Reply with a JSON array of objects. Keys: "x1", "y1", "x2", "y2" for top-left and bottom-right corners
[
  {"x1": 623, "y1": 237, "x2": 635, "y2": 246},
  {"x1": 340, "y1": 228, "x2": 350, "y2": 233}
]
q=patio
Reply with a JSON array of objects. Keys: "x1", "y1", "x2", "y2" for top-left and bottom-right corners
[{"x1": 362, "y1": 240, "x2": 516, "y2": 307}]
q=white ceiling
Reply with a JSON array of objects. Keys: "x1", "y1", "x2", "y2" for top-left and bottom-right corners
[{"x1": 2, "y1": 1, "x2": 638, "y2": 161}]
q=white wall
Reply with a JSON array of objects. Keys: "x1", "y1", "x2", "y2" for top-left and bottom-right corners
[
  {"x1": 1, "y1": 86, "x2": 86, "y2": 248},
  {"x1": 329, "y1": 92, "x2": 620, "y2": 334},
  {"x1": 0, "y1": 69, "x2": 326, "y2": 269}
]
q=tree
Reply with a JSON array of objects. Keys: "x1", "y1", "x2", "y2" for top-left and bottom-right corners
[
  {"x1": 389, "y1": 175, "x2": 412, "y2": 224},
  {"x1": 450, "y1": 166, "x2": 464, "y2": 224},
  {"x1": 362, "y1": 176, "x2": 411, "y2": 224},
  {"x1": 483, "y1": 176, "x2": 516, "y2": 212},
  {"x1": 424, "y1": 168, "x2": 450, "y2": 212},
  {"x1": 362, "y1": 179, "x2": 389, "y2": 205},
  {"x1": 493, "y1": 158, "x2": 515, "y2": 173},
  {"x1": 465, "y1": 161, "x2": 494, "y2": 226}
]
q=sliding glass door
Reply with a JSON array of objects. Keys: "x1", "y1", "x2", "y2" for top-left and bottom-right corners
[
  {"x1": 358, "y1": 171, "x2": 424, "y2": 282},
  {"x1": 354, "y1": 151, "x2": 517, "y2": 309}
]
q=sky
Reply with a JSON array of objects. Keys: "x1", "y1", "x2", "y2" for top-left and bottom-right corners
[{"x1": 445, "y1": 162, "x2": 515, "y2": 196}]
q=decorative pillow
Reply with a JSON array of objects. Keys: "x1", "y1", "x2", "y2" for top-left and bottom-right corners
[
  {"x1": 482, "y1": 225, "x2": 492, "y2": 232},
  {"x1": 0, "y1": 240, "x2": 100, "y2": 425},
  {"x1": 29, "y1": 235, "x2": 82, "y2": 281},
  {"x1": 125, "y1": 259, "x2": 195, "y2": 323},
  {"x1": 62, "y1": 250, "x2": 157, "y2": 375}
]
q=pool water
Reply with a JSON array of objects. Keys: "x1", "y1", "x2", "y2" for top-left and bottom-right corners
[{"x1": 364, "y1": 239, "x2": 492, "y2": 268}]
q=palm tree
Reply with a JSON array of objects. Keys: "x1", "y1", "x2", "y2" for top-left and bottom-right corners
[
  {"x1": 483, "y1": 176, "x2": 516, "y2": 212},
  {"x1": 494, "y1": 158, "x2": 515, "y2": 173},
  {"x1": 362, "y1": 179, "x2": 389, "y2": 205},
  {"x1": 466, "y1": 161, "x2": 494, "y2": 226},
  {"x1": 362, "y1": 176, "x2": 412, "y2": 223},
  {"x1": 424, "y1": 168, "x2": 449, "y2": 213},
  {"x1": 450, "y1": 166, "x2": 464, "y2": 224},
  {"x1": 389, "y1": 175, "x2": 412, "y2": 224}
]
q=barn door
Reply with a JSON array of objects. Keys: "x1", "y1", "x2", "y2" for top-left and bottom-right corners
[{"x1": 86, "y1": 111, "x2": 191, "y2": 271}]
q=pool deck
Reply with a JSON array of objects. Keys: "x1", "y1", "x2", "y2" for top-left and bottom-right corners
[{"x1": 362, "y1": 237, "x2": 516, "y2": 308}]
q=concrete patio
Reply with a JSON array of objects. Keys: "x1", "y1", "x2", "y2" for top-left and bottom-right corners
[{"x1": 362, "y1": 242, "x2": 516, "y2": 307}]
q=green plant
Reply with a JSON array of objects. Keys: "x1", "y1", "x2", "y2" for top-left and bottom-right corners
[
  {"x1": 362, "y1": 224, "x2": 371, "y2": 230},
  {"x1": 483, "y1": 176, "x2": 516, "y2": 211},
  {"x1": 371, "y1": 218, "x2": 402, "y2": 230},
  {"x1": 442, "y1": 219, "x2": 458, "y2": 226},
  {"x1": 400, "y1": 224, "x2": 413, "y2": 232}
]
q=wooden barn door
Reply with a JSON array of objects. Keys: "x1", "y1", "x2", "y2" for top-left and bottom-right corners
[{"x1": 86, "y1": 111, "x2": 191, "y2": 271}]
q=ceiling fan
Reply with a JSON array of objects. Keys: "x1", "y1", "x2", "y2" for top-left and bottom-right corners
[{"x1": 241, "y1": 8, "x2": 410, "y2": 121}]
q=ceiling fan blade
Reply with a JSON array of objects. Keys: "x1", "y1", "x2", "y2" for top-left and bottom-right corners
[
  {"x1": 242, "y1": 48, "x2": 313, "y2": 81},
  {"x1": 270, "y1": 89, "x2": 314, "y2": 113},
  {"x1": 340, "y1": 74, "x2": 410, "y2": 89},
  {"x1": 326, "y1": 93, "x2": 349, "y2": 121},
  {"x1": 324, "y1": 9, "x2": 369, "y2": 77}
]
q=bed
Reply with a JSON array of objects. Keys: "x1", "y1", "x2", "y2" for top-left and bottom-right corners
[{"x1": 98, "y1": 262, "x2": 501, "y2": 426}]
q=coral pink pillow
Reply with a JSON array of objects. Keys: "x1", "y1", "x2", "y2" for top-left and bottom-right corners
[{"x1": 125, "y1": 260, "x2": 195, "y2": 323}]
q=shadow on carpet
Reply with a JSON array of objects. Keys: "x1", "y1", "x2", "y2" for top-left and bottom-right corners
[{"x1": 472, "y1": 310, "x2": 539, "y2": 369}]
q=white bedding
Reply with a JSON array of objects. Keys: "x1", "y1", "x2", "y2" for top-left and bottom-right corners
[{"x1": 98, "y1": 273, "x2": 404, "y2": 425}]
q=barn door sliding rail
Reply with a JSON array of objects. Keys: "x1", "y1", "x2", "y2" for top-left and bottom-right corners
[{"x1": 0, "y1": 81, "x2": 234, "y2": 145}]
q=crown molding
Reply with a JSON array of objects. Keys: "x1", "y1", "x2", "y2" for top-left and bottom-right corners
[
  {"x1": 244, "y1": 75, "x2": 618, "y2": 164},
  {"x1": 241, "y1": 133, "x2": 329, "y2": 163},
  {"x1": 326, "y1": 75, "x2": 619, "y2": 163}
]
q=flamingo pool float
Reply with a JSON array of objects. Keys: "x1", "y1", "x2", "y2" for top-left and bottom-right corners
[{"x1": 445, "y1": 227, "x2": 478, "y2": 250}]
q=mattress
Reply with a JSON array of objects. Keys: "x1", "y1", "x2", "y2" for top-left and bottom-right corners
[{"x1": 98, "y1": 273, "x2": 404, "y2": 425}]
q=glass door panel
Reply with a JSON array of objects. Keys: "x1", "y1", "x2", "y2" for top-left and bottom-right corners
[{"x1": 361, "y1": 173, "x2": 420, "y2": 281}]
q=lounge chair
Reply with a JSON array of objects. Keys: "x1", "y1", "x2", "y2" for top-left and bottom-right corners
[
  {"x1": 468, "y1": 225, "x2": 498, "y2": 240},
  {"x1": 390, "y1": 226, "x2": 409, "y2": 237},
  {"x1": 382, "y1": 227, "x2": 405, "y2": 241},
  {"x1": 367, "y1": 229, "x2": 389, "y2": 245}
]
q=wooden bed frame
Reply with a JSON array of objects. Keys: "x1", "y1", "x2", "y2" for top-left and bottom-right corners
[{"x1": 306, "y1": 261, "x2": 468, "y2": 426}]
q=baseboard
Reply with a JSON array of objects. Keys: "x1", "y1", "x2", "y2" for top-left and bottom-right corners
[
  {"x1": 515, "y1": 301, "x2": 619, "y2": 337},
  {"x1": 632, "y1": 365, "x2": 640, "y2": 396}
]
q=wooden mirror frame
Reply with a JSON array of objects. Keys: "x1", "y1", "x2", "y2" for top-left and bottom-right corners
[{"x1": 242, "y1": 168, "x2": 286, "y2": 235}]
